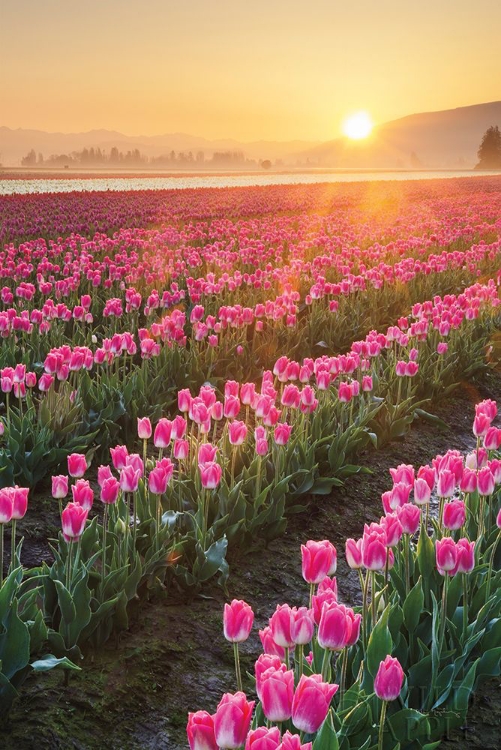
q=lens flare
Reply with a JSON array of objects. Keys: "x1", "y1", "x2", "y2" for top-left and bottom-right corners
[{"x1": 342, "y1": 111, "x2": 373, "y2": 140}]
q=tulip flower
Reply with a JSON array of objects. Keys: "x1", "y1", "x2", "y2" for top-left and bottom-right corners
[
  {"x1": 259, "y1": 626, "x2": 285, "y2": 659},
  {"x1": 245, "y1": 727, "x2": 281, "y2": 750},
  {"x1": 436, "y1": 537, "x2": 458, "y2": 575},
  {"x1": 100, "y1": 477, "x2": 120, "y2": 505},
  {"x1": 274, "y1": 423, "x2": 292, "y2": 446},
  {"x1": 301, "y1": 539, "x2": 337, "y2": 585},
  {"x1": 223, "y1": 600, "x2": 254, "y2": 643},
  {"x1": 397, "y1": 504, "x2": 420, "y2": 535},
  {"x1": 345, "y1": 538, "x2": 363, "y2": 569},
  {"x1": 454, "y1": 538, "x2": 475, "y2": 573},
  {"x1": 214, "y1": 692, "x2": 254, "y2": 750},
  {"x1": 187, "y1": 710, "x2": 218, "y2": 750},
  {"x1": 137, "y1": 417, "x2": 152, "y2": 440},
  {"x1": 269, "y1": 604, "x2": 295, "y2": 651},
  {"x1": 290, "y1": 607, "x2": 315, "y2": 645},
  {"x1": 199, "y1": 461, "x2": 222, "y2": 489},
  {"x1": 278, "y1": 731, "x2": 312, "y2": 750},
  {"x1": 291, "y1": 674, "x2": 338, "y2": 734},
  {"x1": 255, "y1": 654, "x2": 286, "y2": 700},
  {"x1": 173, "y1": 439, "x2": 190, "y2": 460},
  {"x1": 67, "y1": 452, "x2": 87, "y2": 478},
  {"x1": 374, "y1": 655, "x2": 405, "y2": 749},
  {"x1": 71, "y1": 479, "x2": 94, "y2": 511},
  {"x1": 443, "y1": 499, "x2": 466, "y2": 531},
  {"x1": 61, "y1": 502, "x2": 88, "y2": 543},
  {"x1": 110, "y1": 445, "x2": 129, "y2": 470},
  {"x1": 260, "y1": 667, "x2": 294, "y2": 722},
  {"x1": 52, "y1": 474, "x2": 69, "y2": 499},
  {"x1": 154, "y1": 418, "x2": 172, "y2": 448},
  {"x1": 228, "y1": 420, "x2": 247, "y2": 446},
  {"x1": 318, "y1": 601, "x2": 355, "y2": 651}
]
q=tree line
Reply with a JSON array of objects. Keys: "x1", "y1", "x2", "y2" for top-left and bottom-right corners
[{"x1": 21, "y1": 147, "x2": 260, "y2": 169}]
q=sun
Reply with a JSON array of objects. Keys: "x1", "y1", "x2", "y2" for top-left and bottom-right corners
[{"x1": 342, "y1": 111, "x2": 373, "y2": 140}]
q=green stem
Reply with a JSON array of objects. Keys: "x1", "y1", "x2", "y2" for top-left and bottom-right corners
[
  {"x1": 309, "y1": 582, "x2": 315, "y2": 609},
  {"x1": 10, "y1": 519, "x2": 16, "y2": 571},
  {"x1": 321, "y1": 648, "x2": 331, "y2": 681},
  {"x1": 0, "y1": 524, "x2": 4, "y2": 586},
  {"x1": 371, "y1": 570, "x2": 377, "y2": 628},
  {"x1": 233, "y1": 641, "x2": 243, "y2": 692},
  {"x1": 462, "y1": 573, "x2": 468, "y2": 635},
  {"x1": 339, "y1": 647, "x2": 348, "y2": 706},
  {"x1": 362, "y1": 571, "x2": 369, "y2": 649},
  {"x1": 404, "y1": 534, "x2": 410, "y2": 596},
  {"x1": 101, "y1": 505, "x2": 108, "y2": 599},
  {"x1": 439, "y1": 573, "x2": 449, "y2": 654},
  {"x1": 378, "y1": 701, "x2": 388, "y2": 750},
  {"x1": 485, "y1": 531, "x2": 500, "y2": 601}
]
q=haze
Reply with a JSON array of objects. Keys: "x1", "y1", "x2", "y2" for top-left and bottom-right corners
[{"x1": 2, "y1": 0, "x2": 500, "y2": 141}]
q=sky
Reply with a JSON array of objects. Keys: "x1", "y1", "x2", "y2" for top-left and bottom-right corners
[{"x1": 2, "y1": 0, "x2": 500, "y2": 142}]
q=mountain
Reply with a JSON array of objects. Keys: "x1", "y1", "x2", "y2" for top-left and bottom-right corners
[
  {"x1": 0, "y1": 127, "x2": 319, "y2": 167},
  {"x1": 299, "y1": 102, "x2": 501, "y2": 169}
]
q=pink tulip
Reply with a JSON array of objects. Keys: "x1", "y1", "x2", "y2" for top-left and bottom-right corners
[
  {"x1": 61, "y1": 502, "x2": 88, "y2": 543},
  {"x1": 52, "y1": 474, "x2": 69, "y2": 499},
  {"x1": 478, "y1": 467, "x2": 495, "y2": 496},
  {"x1": 110, "y1": 445, "x2": 129, "y2": 470},
  {"x1": 178, "y1": 388, "x2": 192, "y2": 412},
  {"x1": 100, "y1": 477, "x2": 120, "y2": 505},
  {"x1": 97, "y1": 465, "x2": 113, "y2": 488},
  {"x1": 137, "y1": 417, "x2": 152, "y2": 440},
  {"x1": 374, "y1": 655, "x2": 404, "y2": 701},
  {"x1": 417, "y1": 464, "x2": 435, "y2": 491},
  {"x1": 199, "y1": 462, "x2": 222, "y2": 489},
  {"x1": 484, "y1": 427, "x2": 501, "y2": 450},
  {"x1": 223, "y1": 600, "x2": 254, "y2": 643},
  {"x1": 473, "y1": 414, "x2": 491, "y2": 438},
  {"x1": 255, "y1": 654, "x2": 286, "y2": 700},
  {"x1": 362, "y1": 530, "x2": 387, "y2": 570},
  {"x1": 119, "y1": 465, "x2": 141, "y2": 493},
  {"x1": 260, "y1": 667, "x2": 294, "y2": 722},
  {"x1": 154, "y1": 418, "x2": 172, "y2": 447},
  {"x1": 274, "y1": 423, "x2": 292, "y2": 446},
  {"x1": 67, "y1": 452, "x2": 87, "y2": 478},
  {"x1": 0, "y1": 489, "x2": 14, "y2": 523},
  {"x1": 198, "y1": 443, "x2": 218, "y2": 464},
  {"x1": 436, "y1": 470, "x2": 456, "y2": 498},
  {"x1": 214, "y1": 692, "x2": 254, "y2": 750},
  {"x1": 11, "y1": 487, "x2": 29, "y2": 520},
  {"x1": 291, "y1": 674, "x2": 338, "y2": 733},
  {"x1": 390, "y1": 464, "x2": 415, "y2": 485},
  {"x1": 245, "y1": 727, "x2": 281, "y2": 750},
  {"x1": 224, "y1": 396, "x2": 241, "y2": 419},
  {"x1": 71, "y1": 479, "x2": 94, "y2": 511},
  {"x1": 187, "y1": 710, "x2": 218, "y2": 750},
  {"x1": 228, "y1": 420, "x2": 248, "y2": 446},
  {"x1": 454, "y1": 538, "x2": 475, "y2": 573},
  {"x1": 318, "y1": 601, "x2": 355, "y2": 650},
  {"x1": 278, "y1": 731, "x2": 312, "y2": 750},
  {"x1": 290, "y1": 607, "x2": 315, "y2": 645},
  {"x1": 269, "y1": 604, "x2": 295, "y2": 649},
  {"x1": 345, "y1": 538, "x2": 363, "y2": 569},
  {"x1": 496, "y1": 508, "x2": 501, "y2": 528},
  {"x1": 460, "y1": 467, "x2": 477, "y2": 494},
  {"x1": 380, "y1": 514, "x2": 403, "y2": 546},
  {"x1": 174, "y1": 439, "x2": 190, "y2": 460},
  {"x1": 301, "y1": 540, "x2": 337, "y2": 584},
  {"x1": 148, "y1": 466, "x2": 168, "y2": 495},
  {"x1": 259, "y1": 626, "x2": 285, "y2": 659},
  {"x1": 397, "y1": 504, "x2": 421, "y2": 535},
  {"x1": 172, "y1": 415, "x2": 187, "y2": 440},
  {"x1": 436, "y1": 537, "x2": 458, "y2": 575},
  {"x1": 443, "y1": 499, "x2": 466, "y2": 530}
]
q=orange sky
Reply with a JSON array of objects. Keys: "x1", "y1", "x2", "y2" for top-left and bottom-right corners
[{"x1": 2, "y1": 0, "x2": 500, "y2": 141}]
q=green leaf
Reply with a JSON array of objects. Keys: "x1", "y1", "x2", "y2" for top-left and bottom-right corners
[
  {"x1": 54, "y1": 580, "x2": 76, "y2": 624},
  {"x1": 366, "y1": 606, "x2": 392, "y2": 679},
  {"x1": 403, "y1": 577, "x2": 424, "y2": 633},
  {"x1": 31, "y1": 654, "x2": 81, "y2": 672},
  {"x1": 313, "y1": 710, "x2": 339, "y2": 750}
]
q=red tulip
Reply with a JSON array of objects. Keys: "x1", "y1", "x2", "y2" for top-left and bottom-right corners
[
  {"x1": 291, "y1": 674, "x2": 338, "y2": 733},
  {"x1": 223, "y1": 600, "x2": 254, "y2": 643}
]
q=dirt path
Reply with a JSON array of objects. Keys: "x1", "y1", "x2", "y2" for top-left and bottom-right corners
[{"x1": 4, "y1": 370, "x2": 501, "y2": 749}]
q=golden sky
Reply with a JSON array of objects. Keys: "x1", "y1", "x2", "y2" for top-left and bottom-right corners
[{"x1": 2, "y1": 0, "x2": 500, "y2": 141}]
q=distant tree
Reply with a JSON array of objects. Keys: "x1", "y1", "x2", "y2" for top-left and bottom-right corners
[
  {"x1": 21, "y1": 149, "x2": 37, "y2": 167},
  {"x1": 261, "y1": 159, "x2": 272, "y2": 170},
  {"x1": 37, "y1": 152, "x2": 44, "y2": 165},
  {"x1": 475, "y1": 126, "x2": 501, "y2": 169}
]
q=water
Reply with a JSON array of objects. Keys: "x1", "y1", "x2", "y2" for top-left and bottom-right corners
[{"x1": 0, "y1": 170, "x2": 498, "y2": 195}]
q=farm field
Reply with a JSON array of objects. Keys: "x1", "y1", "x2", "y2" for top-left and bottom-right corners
[{"x1": 0, "y1": 176, "x2": 500, "y2": 749}]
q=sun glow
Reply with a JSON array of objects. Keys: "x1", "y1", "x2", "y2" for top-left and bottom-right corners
[{"x1": 342, "y1": 111, "x2": 373, "y2": 140}]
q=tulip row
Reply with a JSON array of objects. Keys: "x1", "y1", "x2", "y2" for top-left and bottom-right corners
[{"x1": 187, "y1": 401, "x2": 501, "y2": 750}]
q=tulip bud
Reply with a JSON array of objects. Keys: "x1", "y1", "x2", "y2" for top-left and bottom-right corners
[
  {"x1": 223, "y1": 600, "x2": 254, "y2": 643},
  {"x1": 291, "y1": 674, "x2": 338, "y2": 734},
  {"x1": 374, "y1": 655, "x2": 404, "y2": 701},
  {"x1": 214, "y1": 692, "x2": 254, "y2": 750}
]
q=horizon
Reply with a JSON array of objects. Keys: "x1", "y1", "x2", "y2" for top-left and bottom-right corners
[
  {"x1": 1, "y1": 97, "x2": 500, "y2": 143},
  {"x1": 2, "y1": 1, "x2": 501, "y2": 142}
]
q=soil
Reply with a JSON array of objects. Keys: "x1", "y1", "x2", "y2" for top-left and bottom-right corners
[{"x1": 3, "y1": 370, "x2": 501, "y2": 750}]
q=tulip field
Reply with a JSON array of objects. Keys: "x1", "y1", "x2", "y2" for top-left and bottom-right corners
[{"x1": 1, "y1": 175, "x2": 501, "y2": 748}]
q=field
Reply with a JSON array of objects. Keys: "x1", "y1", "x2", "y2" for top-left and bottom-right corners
[{"x1": 0, "y1": 176, "x2": 500, "y2": 749}]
